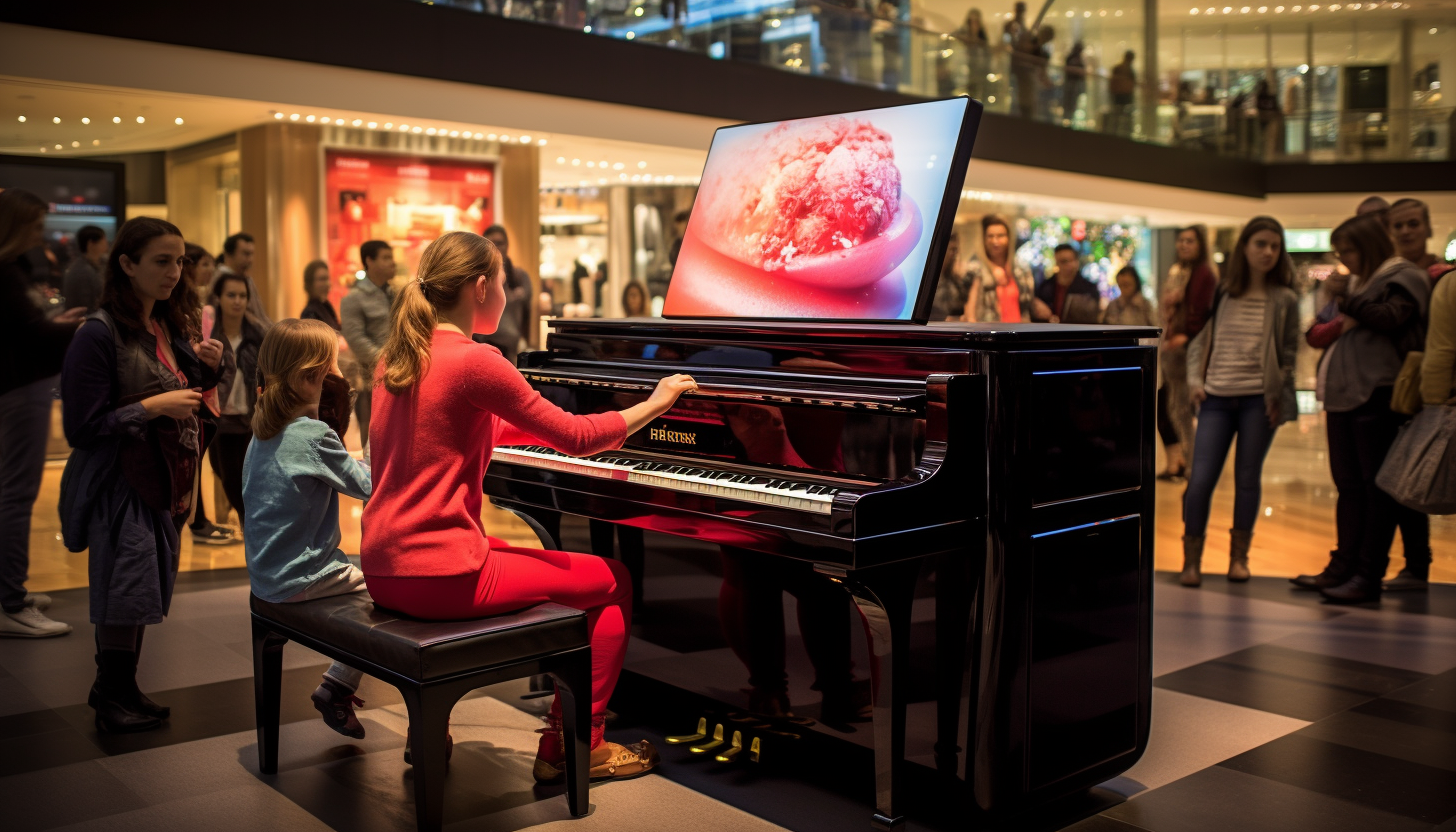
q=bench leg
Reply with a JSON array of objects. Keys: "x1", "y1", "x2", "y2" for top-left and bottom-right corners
[
  {"x1": 251, "y1": 619, "x2": 288, "y2": 775},
  {"x1": 402, "y1": 685, "x2": 455, "y2": 832},
  {"x1": 549, "y1": 647, "x2": 592, "y2": 818}
]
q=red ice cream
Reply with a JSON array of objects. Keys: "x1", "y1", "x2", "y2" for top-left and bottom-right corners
[{"x1": 698, "y1": 119, "x2": 903, "y2": 271}]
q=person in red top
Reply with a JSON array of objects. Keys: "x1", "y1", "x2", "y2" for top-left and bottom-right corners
[{"x1": 360, "y1": 230, "x2": 695, "y2": 784}]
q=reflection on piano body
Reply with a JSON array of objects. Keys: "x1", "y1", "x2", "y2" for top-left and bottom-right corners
[{"x1": 485, "y1": 317, "x2": 1158, "y2": 829}]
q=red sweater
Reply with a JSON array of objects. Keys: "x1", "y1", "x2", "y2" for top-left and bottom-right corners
[{"x1": 361, "y1": 330, "x2": 627, "y2": 578}]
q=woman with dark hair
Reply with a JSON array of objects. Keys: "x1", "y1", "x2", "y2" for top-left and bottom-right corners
[
  {"x1": 183, "y1": 243, "x2": 216, "y2": 309},
  {"x1": 1158, "y1": 225, "x2": 1218, "y2": 480},
  {"x1": 180, "y1": 243, "x2": 233, "y2": 546},
  {"x1": 59, "y1": 217, "x2": 223, "y2": 731},
  {"x1": 1180, "y1": 216, "x2": 1300, "y2": 587},
  {"x1": 965, "y1": 215, "x2": 1048, "y2": 322},
  {"x1": 1300, "y1": 214, "x2": 1430, "y2": 604},
  {"x1": 1101, "y1": 266, "x2": 1157, "y2": 326},
  {"x1": 209, "y1": 271, "x2": 267, "y2": 521},
  {"x1": 300, "y1": 259, "x2": 342, "y2": 330},
  {"x1": 621, "y1": 281, "x2": 649, "y2": 317},
  {"x1": 0, "y1": 189, "x2": 86, "y2": 638}
]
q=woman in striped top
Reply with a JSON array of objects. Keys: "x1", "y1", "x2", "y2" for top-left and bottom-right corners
[{"x1": 1180, "y1": 217, "x2": 1301, "y2": 588}]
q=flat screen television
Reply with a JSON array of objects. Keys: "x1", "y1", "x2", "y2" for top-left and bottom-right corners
[{"x1": 662, "y1": 97, "x2": 981, "y2": 323}]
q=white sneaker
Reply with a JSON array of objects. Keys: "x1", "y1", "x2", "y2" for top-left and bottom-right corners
[
  {"x1": 24, "y1": 593, "x2": 52, "y2": 611},
  {"x1": 0, "y1": 607, "x2": 73, "y2": 638}
]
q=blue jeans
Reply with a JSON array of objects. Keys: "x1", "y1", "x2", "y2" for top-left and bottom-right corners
[{"x1": 1182, "y1": 393, "x2": 1279, "y2": 538}]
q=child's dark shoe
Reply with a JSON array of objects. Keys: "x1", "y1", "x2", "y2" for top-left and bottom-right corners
[{"x1": 311, "y1": 678, "x2": 366, "y2": 739}]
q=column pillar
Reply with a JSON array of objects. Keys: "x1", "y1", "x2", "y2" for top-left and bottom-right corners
[
  {"x1": 239, "y1": 123, "x2": 322, "y2": 323},
  {"x1": 499, "y1": 142, "x2": 542, "y2": 344},
  {"x1": 1141, "y1": 0, "x2": 1159, "y2": 143}
]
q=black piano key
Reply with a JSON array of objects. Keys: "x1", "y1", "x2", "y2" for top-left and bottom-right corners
[
  {"x1": 746, "y1": 477, "x2": 771, "y2": 485},
  {"x1": 789, "y1": 482, "x2": 811, "y2": 491},
  {"x1": 806, "y1": 485, "x2": 824, "y2": 494},
  {"x1": 684, "y1": 468, "x2": 707, "y2": 477}
]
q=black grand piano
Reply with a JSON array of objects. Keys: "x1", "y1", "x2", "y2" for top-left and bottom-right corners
[{"x1": 484, "y1": 99, "x2": 1157, "y2": 829}]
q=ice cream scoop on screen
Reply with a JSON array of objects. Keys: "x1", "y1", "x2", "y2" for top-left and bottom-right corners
[{"x1": 663, "y1": 97, "x2": 980, "y2": 322}]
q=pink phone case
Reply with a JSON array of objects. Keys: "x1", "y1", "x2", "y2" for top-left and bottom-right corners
[{"x1": 201, "y1": 306, "x2": 215, "y2": 340}]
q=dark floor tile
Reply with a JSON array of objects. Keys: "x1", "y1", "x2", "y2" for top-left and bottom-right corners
[
  {"x1": 1385, "y1": 668, "x2": 1456, "y2": 715},
  {"x1": 1059, "y1": 817, "x2": 1151, "y2": 832},
  {"x1": 1434, "y1": 814, "x2": 1456, "y2": 832},
  {"x1": 0, "y1": 759, "x2": 148, "y2": 829},
  {"x1": 0, "y1": 726, "x2": 106, "y2": 776},
  {"x1": 1181, "y1": 574, "x2": 1456, "y2": 620},
  {"x1": 1353, "y1": 695, "x2": 1456, "y2": 735},
  {"x1": 1298, "y1": 709, "x2": 1456, "y2": 774},
  {"x1": 1218, "y1": 732, "x2": 1456, "y2": 823},
  {"x1": 1104, "y1": 765, "x2": 1431, "y2": 832},
  {"x1": 1152, "y1": 644, "x2": 1427, "y2": 721},
  {"x1": 0, "y1": 706, "x2": 70, "y2": 740},
  {"x1": 50, "y1": 664, "x2": 336, "y2": 758}
]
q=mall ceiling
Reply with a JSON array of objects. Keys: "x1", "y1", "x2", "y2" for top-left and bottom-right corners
[{"x1": 0, "y1": 77, "x2": 709, "y2": 186}]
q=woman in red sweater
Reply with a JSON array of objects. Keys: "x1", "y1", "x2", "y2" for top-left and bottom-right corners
[{"x1": 361, "y1": 231, "x2": 694, "y2": 783}]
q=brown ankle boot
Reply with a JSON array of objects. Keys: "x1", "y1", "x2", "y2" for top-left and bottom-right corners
[
  {"x1": 1228, "y1": 529, "x2": 1252, "y2": 582},
  {"x1": 534, "y1": 714, "x2": 659, "y2": 783},
  {"x1": 1180, "y1": 535, "x2": 1205, "y2": 587}
]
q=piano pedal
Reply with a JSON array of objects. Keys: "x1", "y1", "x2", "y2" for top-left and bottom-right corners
[
  {"x1": 688, "y1": 723, "x2": 726, "y2": 754},
  {"x1": 749, "y1": 736, "x2": 762, "y2": 764},
  {"x1": 713, "y1": 730, "x2": 744, "y2": 763},
  {"x1": 665, "y1": 717, "x2": 709, "y2": 745}
]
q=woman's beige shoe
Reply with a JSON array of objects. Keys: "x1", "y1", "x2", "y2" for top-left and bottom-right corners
[
  {"x1": 1228, "y1": 529, "x2": 1253, "y2": 582},
  {"x1": 1180, "y1": 535, "x2": 1205, "y2": 587}
]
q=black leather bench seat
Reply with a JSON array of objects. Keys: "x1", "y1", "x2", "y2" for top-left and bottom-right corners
[{"x1": 248, "y1": 593, "x2": 588, "y2": 681}]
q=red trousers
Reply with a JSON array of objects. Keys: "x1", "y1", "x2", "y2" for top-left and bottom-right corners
[{"x1": 367, "y1": 537, "x2": 632, "y2": 717}]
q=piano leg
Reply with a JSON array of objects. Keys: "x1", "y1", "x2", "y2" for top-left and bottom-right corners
[
  {"x1": 829, "y1": 560, "x2": 921, "y2": 831},
  {"x1": 934, "y1": 554, "x2": 976, "y2": 777}
]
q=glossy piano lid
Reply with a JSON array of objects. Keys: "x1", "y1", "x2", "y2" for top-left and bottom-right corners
[
  {"x1": 662, "y1": 96, "x2": 981, "y2": 325},
  {"x1": 544, "y1": 316, "x2": 1161, "y2": 344}
]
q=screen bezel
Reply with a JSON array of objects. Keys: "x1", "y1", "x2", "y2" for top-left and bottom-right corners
[{"x1": 662, "y1": 96, "x2": 983, "y2": 326}]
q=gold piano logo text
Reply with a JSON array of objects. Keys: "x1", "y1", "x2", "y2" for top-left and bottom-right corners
[{"x1": 650, "y1": 427, "x2": 697, "y2": 445}]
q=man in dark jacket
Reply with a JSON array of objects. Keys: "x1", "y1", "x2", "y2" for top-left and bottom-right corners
[{"x1": 1035, "y1": 244, "x2": 1102, "y2": 323}]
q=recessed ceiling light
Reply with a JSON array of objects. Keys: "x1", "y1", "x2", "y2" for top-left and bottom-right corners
[
  {"x1": 136, "y1": 116, "x2": 145, "y2": 123},
  {"x1": 412, "y1": 126, "x2": 422, "y2": 133},
  {"x1": 572, "y1": 158, "x2": 581, "y2": 166},
  {"x1": 637, "y1": 161, "x2": 647, "y2": 169},
  {"x1": 500, "y1": 135, "x2": 512, "y2": 142},
  {"x1": 175, "y1": 117, "x2": 184, "y2": 125},
  {"x1": 557, "y1": 156, "x2": 566, "y2": 164},
  {"x1": 353, "y1": 119, "x2": 363, "y2": 127},
  {"x1": 113, "y1": 116, "x2": 121, "y2": 123},
  {"x1": 612, "y1": 162, "x2": 625, "y2": 170},
  {"x1": 449, "y1": 130, "x2": 460, "y2": 137},
  {"x1": 473, "y1": 132, "x2": 483, "y2": 139},
  {"x1": 538, "y1": 138, "x2": 547, "y2": 146},
  {"x1": 587, "y1": 161, "x2": 596, "y2": 168},
  {"x1": 487, "y1": 133, "x2": 498, "y2": 140},
  {"x1": 81, "y1": 117, "x2": 90, "y2": 124},
  {"x1": 274, "y1": 112, "x2": 284, "y2": 119},
  {"x1": 53, "y1": 116, "x2": 60, "y2": 124},
  {"x1": 306, "y1": 115, "x2": 316, "y2": 122},
  {"x1": 520, "y1": 135, "x2": 532, "y2": 143},
  {"x1": 367, "y1": 121, "x2": 377, "y2": 129},
  {"x1": 16, "y1": 115, "x2": 23, "y2": 122},
  {"x1": 55, "y1": 144, "x2": 62, "y2": 149},
  {"x1": 426, "y1": 127, "x2": 437, "y2": 135},
  {"x1": 92, "y1": 139, "x2": 100, "y2": 146},
  {"x1": 71, "y1": 141, "x2": 79, "y2": 147},
  {"x1": 384, "y1": 122, "x2": 393, "y2": 129}
]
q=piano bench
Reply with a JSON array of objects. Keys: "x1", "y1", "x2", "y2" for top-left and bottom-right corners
[{"x1": 249, "y1": 592, "x2": 592, "y2": 831}]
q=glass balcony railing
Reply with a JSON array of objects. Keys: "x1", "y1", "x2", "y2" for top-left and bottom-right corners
[{"x1": 419, "y1": 0, "x2": 1453, "y2": 164}]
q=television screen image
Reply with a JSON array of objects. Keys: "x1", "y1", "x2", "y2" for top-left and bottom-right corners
[{"x1": 663, "y1": 97, "x2": 978, "y2": 322}]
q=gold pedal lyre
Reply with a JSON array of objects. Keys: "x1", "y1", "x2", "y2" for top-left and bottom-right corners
[
  {"x1": 749, "y1": 736, "x2": 762, "y2": 764},
  {"x1": 688, "y1": 723, "x2": 726, "y2": 754},
  {"x1": 666, "y1": 717, "x2": 708, "y2": 745},
  {"x1": 714, "y1": 730, "x2": 744, "y2": 763}
]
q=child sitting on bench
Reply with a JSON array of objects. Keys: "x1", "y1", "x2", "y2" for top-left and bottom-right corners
[{"x1": 242, "y1": 318, "x2": 373, "y2": 738}]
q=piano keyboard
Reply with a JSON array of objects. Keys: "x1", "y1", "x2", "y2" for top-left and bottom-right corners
[{"x1": 492, "y1": 446, "x2": 841, "y2": 514}]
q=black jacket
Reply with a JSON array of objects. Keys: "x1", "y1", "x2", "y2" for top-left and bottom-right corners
[
  {"x1": 1, "y1": 256, "x2": 75, "y2": 394},
  {"x1": 1035, "y1": 274, "x2": 1102, "y2": 323}
]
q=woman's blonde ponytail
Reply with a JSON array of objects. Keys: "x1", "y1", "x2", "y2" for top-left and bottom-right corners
[{"x1": 378, "y1": 231, "x2": 501, "y2": 394}]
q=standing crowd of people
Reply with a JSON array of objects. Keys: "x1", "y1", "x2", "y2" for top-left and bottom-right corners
[{"x1": 930, "y1": 200, "x2": 1452, "y2": 604}]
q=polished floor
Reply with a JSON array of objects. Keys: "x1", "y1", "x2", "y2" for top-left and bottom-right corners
[{"x1": 5, "y1": 412, "x2": 1454, "y2": 831}]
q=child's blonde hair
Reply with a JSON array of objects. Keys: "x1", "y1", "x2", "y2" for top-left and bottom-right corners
[{"x1": 252, "y1": 318, "x2": 338, "y2": 440}]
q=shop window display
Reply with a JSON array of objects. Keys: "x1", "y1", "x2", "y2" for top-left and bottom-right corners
[
  {"x1": 1015, "y1": 215, "x2": 1151, "y2": 304},
  {"x1": 325, "y1": 151, "x2": 496, "y2": 308}
]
